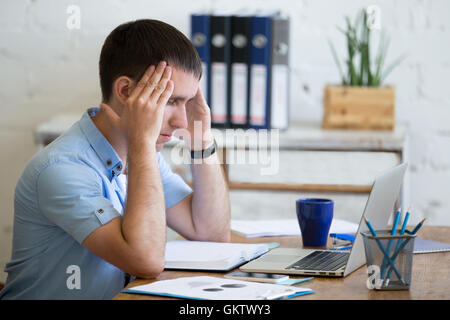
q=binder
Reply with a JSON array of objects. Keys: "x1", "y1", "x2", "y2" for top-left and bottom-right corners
[
  {"x1": 249, "y1": 14, "x2": 272, "y2": 129},
  {"x1": 191, "y1": 13, "x2": 211, "y2": 105},
  {"x1": 210, "y1": 14, "x2": 231, "y2": 128},
  {"x1": 230, "y1": 14, "x2": 252, "y2": 128},
  {"x1": 270, "y1": 14, "x2": 290, "y2": 130}
]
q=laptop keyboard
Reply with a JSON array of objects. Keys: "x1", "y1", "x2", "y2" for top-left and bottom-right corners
[{"x1": 286, "y1": 251, "x2": 349, "y2": 271}]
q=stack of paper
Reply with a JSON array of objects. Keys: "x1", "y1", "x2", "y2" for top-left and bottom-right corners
[
  {"x1": 230, "y1": 218, "x2": 359, "y2": 238},
  {"x1": 123, "y1": 276, "x2": 314, "y2": 300},
  {"x1": 165, "y1": 240, "x2": 269, "y2": 271}
]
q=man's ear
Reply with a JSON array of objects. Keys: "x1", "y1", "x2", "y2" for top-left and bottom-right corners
[{"x1": 112, "y1": 76, "x2": 134, "y2": 105}]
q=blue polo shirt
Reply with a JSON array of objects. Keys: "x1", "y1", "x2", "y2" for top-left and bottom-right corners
[{"x1": 0, "y1": 107, "x2": 192, "y2": 300}]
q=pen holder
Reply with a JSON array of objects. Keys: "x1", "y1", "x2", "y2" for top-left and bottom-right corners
[{"x1": 361, "y1": 230, "x2": 416, "y2": 290}]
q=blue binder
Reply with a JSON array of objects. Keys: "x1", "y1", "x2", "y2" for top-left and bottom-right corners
[
  {"x1": 249, "y1": 14, "x2": 272, "y2": 129},
  {"x1": 191, "y1": 13, "x2": 211, "y2": 105}
]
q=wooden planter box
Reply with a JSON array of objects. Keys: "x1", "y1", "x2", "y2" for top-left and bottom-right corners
[{"x1": 322, "y1": 85, "x2": 395, "y2": 130}]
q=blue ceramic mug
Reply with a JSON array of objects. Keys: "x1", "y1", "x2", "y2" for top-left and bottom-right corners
[{"x1": 296, "y1": 198, "x2": 334, "y2": 247}]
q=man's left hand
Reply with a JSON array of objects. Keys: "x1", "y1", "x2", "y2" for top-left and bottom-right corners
[{"x1": 184, "y1": 87, "x2": 214, "y2": 151}]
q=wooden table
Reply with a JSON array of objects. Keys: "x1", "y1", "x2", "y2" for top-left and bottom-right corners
[{"x1": 114, "y1": 226, "x2": 450, "y2": 300}]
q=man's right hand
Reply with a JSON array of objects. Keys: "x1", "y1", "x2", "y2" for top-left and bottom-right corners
[
  {"x1": 82, "y1": 62, "x2": 173, "y2": 279},
  {"x1": 100, "y1": 61, "x2": 174, "y2": 147}
]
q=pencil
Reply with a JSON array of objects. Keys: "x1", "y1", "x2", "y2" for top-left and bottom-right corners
[
  {"x1": 392, "y1": 208, "x2": 402, "y2": 234},
  {"x1": 364, "y1": 217, "x2": 377, "y2": 236},
  {"x1": 385, "y1": 208, "x2": 411, "y2": 285},
  {"x1": 411, "y1": 218, "x2": 426, "y2": 235},
  {"x1": 380, "y1": 209, "x2": 402, "y2": 280},
  {"x1": 399, "y1": 208, "x2": 411, "y2": 235}
]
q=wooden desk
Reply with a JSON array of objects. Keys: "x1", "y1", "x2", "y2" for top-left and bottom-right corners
[{"x1": 114, "y1": 226, "x2": 450, "y2": 300}]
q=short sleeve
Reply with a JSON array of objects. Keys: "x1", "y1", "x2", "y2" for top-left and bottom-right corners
[
  {"x1": 37, "y1": 160, "x2": 121, "y2": 244},
  {"x1": 158, "y1": 153, "x2": 193, "y2": 209}
]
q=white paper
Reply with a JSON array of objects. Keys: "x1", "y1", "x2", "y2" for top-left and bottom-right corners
[
  {"x1": 231, "y1": 218, "x2": 359, "y2": 238},
  {"x1": 270, "y1": 64, "x2": 289, "y2": 129},
  {"x1": 249, "y1": 64, "x2": 267, "y2": 126},
  {"x1": 211, "y1": 62, "x2": 227, "y2": 123},
  {"x1": 231, "y1": 63, "x2": 248, "y2": 124},
  {"x1": 127, "y1": 276, "x2": 312, "y2": 300}
]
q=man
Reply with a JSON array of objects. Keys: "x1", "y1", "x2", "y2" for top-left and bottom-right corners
[{"x1": 0, "y1": 19, "x2": 230, "y2": 299}]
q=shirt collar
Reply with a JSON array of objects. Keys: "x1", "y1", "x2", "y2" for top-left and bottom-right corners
[{"x1": 79, "y1": 107, "x2": 123, "y2": 181}]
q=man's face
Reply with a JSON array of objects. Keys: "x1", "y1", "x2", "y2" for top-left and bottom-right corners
[{"x1": 155, "y1": 67, "x2": 199, "y2": 151}]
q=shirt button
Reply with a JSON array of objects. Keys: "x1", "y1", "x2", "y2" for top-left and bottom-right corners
[
  {"x1": 97, "y1": 209, "x2": 104, "y2": 214},
  {"x1": 106, "y1": 160, "x2": 112, "y2": 166},
  {"x1": 117, "y1": 165, "x2": 122, "y2": 171}
]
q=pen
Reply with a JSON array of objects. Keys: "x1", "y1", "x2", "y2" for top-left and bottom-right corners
[
  {"x1": 385, "y1": 208, "x2": 411, "y2": 285},
  {"x1": 330, "y1": 245, "x2": 352, "y2": 251},
  {"x1": 364, "y1": 218, "x2": 405, "y2": 284},
  {"x1": 329, "y1": 233, "x2": 355, "y2": 242},
  {"x1": 380, "y1": 209, "x2": 402, "y2": 280}
]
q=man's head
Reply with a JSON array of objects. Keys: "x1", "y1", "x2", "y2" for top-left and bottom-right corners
[
  {"x1": 99, "y1": 19, "x2": 203, "y2": 150},
  {"x1": 99, "y1": 19, "x2": 202, "y2": 103}
]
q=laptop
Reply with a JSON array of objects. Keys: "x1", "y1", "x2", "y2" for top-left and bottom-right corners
[{"x1": 240, "y1": 163, "x2": 407, "y2": 277}]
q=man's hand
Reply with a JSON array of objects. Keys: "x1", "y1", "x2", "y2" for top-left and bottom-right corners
[
  {"x1": 101, "y1": 61, "x2": 174, "y2": 147},
  {"x1": 83, "y1": 62, "x2": 174, "y2": 279},
  {"x1": 184, "y1": 87, "x2": 214, "y2": 150},
  {"x1": 167, "y1": 87, "x2": 230, "y2": 243}
]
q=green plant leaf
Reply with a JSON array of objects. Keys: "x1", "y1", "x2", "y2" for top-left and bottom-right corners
[
  {"x1": 328, "y1": 38, "x2": 346, "y2": 85},
  {"x1": 328, "y1": 7, "x2": 403, "y2": 87},
  {"x1": 374, "y1": 30, "x2": 388, "y2": 82}
]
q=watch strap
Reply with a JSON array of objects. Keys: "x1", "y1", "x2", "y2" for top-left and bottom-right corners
[{"x1": 190, "y1": 139, "x2": 217, "y2": 159}]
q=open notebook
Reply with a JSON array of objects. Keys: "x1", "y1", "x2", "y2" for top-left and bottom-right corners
[{"x1": 164, "y1": 241, "x2": 270, "y2": 271}]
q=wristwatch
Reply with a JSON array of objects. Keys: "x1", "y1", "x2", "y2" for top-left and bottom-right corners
[{"x1": 190, "y1": 139, "x2": 217, "y2": 159}]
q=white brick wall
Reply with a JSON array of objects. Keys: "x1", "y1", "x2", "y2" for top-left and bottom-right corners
[{"x1": 1, "y1": 0, "x2": 449, "y2": 282}]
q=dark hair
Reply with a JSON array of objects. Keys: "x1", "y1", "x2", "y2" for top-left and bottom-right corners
[{"x1": 99, "y1": 19, "x2": 202, "y2": 102}]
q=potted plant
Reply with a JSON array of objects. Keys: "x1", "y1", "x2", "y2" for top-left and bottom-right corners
[{"x1": 323, "y1": 8, "x2": 406, "y2": 130}]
